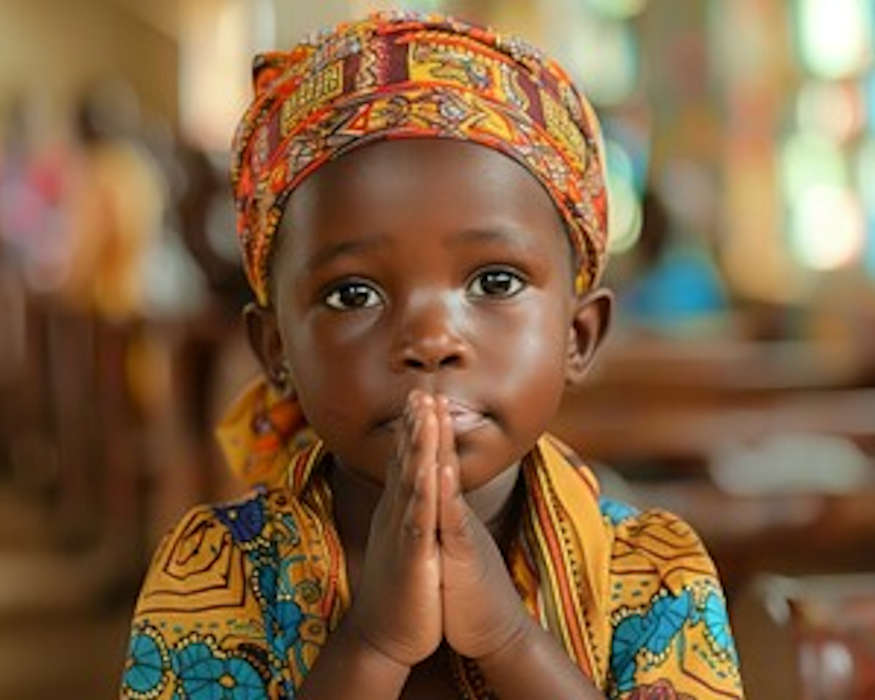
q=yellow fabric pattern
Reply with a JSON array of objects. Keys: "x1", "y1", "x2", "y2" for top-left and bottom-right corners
[{"x1": 122, "y1": 380, "x2": 743, "y2": 698}]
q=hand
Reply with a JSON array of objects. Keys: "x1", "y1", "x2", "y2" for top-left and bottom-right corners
[
  {"x1": 345, "y1": 391, "x2": 443, "y2": 667},
  {"x1": 435, "y1": 396, "x2": 530, "y2": 661}
]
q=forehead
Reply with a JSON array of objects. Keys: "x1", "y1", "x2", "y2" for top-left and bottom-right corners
[{"x1": 276, "y1": 138, "x2": 570, "y2": 269}]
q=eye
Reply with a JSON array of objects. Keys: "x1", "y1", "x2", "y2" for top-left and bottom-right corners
[
  {"x1": 467, "y1": 268, "x2": 526, "y2": 298},
  {"x1": 323, "y1": 281, "x2": 383, "y2": 310}
]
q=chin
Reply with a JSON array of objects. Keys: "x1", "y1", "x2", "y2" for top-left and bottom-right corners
[{"x1": 456, "y1": 445, "x2": 521, "y2": 492}]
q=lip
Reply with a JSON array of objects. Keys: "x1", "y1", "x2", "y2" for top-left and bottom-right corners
[
  {"x1": 375, "y1": 396, "x2": 491, "y2": 436},
  {"x1": 444, "y1": 398, "x2": 490, "y2": 435}
]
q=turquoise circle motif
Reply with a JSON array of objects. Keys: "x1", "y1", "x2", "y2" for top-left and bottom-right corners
[
  {"x1": 172, "y1": 640, "x2": 267, "y2": 699},
  {"x1": 123, "y1": 631, "x2": 167, "y2": 695}
]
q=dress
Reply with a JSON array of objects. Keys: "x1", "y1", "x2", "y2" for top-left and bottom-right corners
[{"x1": 121, "y1": 383, "x2": 743, "y2": 699}]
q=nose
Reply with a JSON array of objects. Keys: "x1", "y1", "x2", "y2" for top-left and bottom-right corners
[{"x1": 391, "y1": 298, "x2": 469, "y2": 373}]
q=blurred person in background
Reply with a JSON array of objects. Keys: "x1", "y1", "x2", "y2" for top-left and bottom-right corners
[
  {"x1": 60, "y1": 81, "x2": 165, "y2": 320},
  {"x1": 0, "y1": 94, "x2": 68, "y2": 293},
  {"x1": 618, "y1": 189, "x2": 728, "y2": 331}
]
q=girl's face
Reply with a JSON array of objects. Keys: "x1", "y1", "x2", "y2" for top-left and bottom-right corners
[{"x1": 262, "y1": 138, "x2": 603, "y2": 490}]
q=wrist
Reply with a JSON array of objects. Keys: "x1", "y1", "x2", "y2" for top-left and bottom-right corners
[
  {"x1": 473, "y1": 611, "x2": 535, "y2": 669},
  {"x1": 341, "y1": 615, "x2": 413, "y2": 678},
  {"x1": 473, "y1": 616, "x2": 603, "y2": 700},
  {"x1": 298, "y1": 615, "x2": 411, "y2": 699}
]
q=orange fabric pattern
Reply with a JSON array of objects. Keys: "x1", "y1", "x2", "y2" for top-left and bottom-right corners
[{"x1": 230, "y1": 11, "x2": 609, "y2": 306}]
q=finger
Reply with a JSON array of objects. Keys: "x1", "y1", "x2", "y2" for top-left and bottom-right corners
[
  {"x1": 388, "y1": 392, "x2": 418, "y2": 491},
  {"x1": 435, "y1": 395, "x2": 456, "y2": 483},
  {"x1": 390, "y1": 390, "x2": 428, "y2": 490},
  {"x1": 437, "y1": 399, "x2": 474, "y2": 553},
  {"x1": 399, "y1": 393, "x2": 436, "y2": 497},
  {"x1": 401, "y1": 404, "x2": 439, "y2": 549}
]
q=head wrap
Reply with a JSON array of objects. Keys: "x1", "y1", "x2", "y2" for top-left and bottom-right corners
[{"x1": 231, "y1": 11, "x2": 609, "y2": 306}]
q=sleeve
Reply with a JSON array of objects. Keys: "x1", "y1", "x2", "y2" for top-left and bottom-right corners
[
  {"x1": 600, "y1": 501, "x2": 744, "y2": 699},
  {"x1": 120, "y1": 497, "x2": 280, "y2": 699}
]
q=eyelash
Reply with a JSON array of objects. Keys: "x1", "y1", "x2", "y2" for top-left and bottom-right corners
[
  {"x1": 467, "y1": 267, "x2": 527, "y2": 298},
  {"x1": 323, "y1": 281, "x2": 383, "y2": 310},
  {"x1": 321, "y1": 267, "x2": 528, "y2": 311}
]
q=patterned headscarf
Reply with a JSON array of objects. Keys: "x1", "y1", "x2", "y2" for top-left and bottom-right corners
[{"x1": 231, "y1": 11, "x2": 609, "y2": 306}]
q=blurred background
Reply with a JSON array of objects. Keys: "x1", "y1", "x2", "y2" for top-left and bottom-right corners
[{"x1": 1, "y1": 0, "x2": 874, "y2": 697}]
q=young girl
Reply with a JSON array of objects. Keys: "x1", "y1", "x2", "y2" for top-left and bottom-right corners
[{"x1": 121, "y1": 12, "x2": 743, "y2": 699}]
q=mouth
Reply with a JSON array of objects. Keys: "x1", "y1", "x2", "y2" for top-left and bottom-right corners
[
  {"x1": 445, "y1": 398, "x2": 491, "y2": 435},
  {"x1": 375, "y1": 397, "x2": 492, "y2": 436}
]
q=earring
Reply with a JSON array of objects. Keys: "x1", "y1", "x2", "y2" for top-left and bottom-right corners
[{"x1": 270, "y1": 364, "x2": 292, "y2": 392}]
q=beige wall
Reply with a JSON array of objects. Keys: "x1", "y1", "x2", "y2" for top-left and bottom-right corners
[{"x1": 0, "y1": 0, "x2": 178, "y2": 137}]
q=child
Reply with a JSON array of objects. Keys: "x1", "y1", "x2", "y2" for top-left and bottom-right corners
[{"x1": 121, "y1": 12, "x2": 743, "y2": 699}]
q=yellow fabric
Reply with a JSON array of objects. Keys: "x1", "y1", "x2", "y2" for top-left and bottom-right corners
[
  {"x1": 123, "y1": 380, "x2": 743, "y2": 698},
  {"x1": 214, "y1": 377, "x2": 314, "y2": 489}
]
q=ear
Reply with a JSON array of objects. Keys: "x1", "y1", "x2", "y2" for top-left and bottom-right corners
[
  {"x1": 243, "y1": 302, "x2": 292, "y2": 392},
  {"x1": 565, "y1": 287, "x2": 613, "y2": 390}
]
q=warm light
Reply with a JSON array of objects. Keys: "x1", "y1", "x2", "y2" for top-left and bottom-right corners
[
  {"x1": 607, "y1": 175, "x2": 642, "y2": 254},
  {"x1": 565, "y1": 17, "x2": 638, "y2": 106},
  {"x1": 797, "y1": 81, "x2": 864, "y2": 142},
  {"x1": 586, "y1": 0, "x2": 649, "y2": 20},
  {"x1": 789, "y1": 185, "x2": 865, "y2": 270},
  {"x1": 781, "y1": 130, "x2": 846, "y2": 201},
  {"x1": 797, "y1": 0, "x2": 873, "y2": 79},
  {"x1": 179, "y1": 0, "x2": 274, "y2": 151}
]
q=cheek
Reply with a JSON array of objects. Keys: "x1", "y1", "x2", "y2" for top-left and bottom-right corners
[
  {"x1": 477, "y1": 296, "x2": 568, "y2": 412},
  {"x1": 283, "y1": 314, "x2": 386, "y2": 427}
]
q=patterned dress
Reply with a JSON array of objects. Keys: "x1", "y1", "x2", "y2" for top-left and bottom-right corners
[{"x1": 121, "y1": 390, "x2": 743, "y2": 699}]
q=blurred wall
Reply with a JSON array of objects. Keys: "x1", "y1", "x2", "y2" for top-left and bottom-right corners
[{"x1": 0, "y1": 0, "x2": 178, "y2": 131}]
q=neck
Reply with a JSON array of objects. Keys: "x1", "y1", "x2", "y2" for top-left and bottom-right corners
[{"x1": 467, "y1": 461, "x2": 522, "y2": 541}]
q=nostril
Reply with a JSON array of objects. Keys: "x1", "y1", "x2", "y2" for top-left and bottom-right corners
[{"x1": 402, "y1": 353, "x2": 461, "y2": 371}]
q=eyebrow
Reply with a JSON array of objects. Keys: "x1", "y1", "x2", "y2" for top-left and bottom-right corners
[
  {"x1": 445, "y1": 226, "x2": 538, "y2": 252},
  {"x1": 303, "y1": 225, "x2": 537, "y2": 271},
  {"x1": 304, "y1": 233, "x2": 392, "y2": 270}
]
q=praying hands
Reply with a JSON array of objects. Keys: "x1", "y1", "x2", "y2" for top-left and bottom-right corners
[
  {"x1": 307, "y1": 390, "x2": 604, "y2": 699},
  {"x1": 346, "y1": 390, "x2": 530, "y2": 666}
]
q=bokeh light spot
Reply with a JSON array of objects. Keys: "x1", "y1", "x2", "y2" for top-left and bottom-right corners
[
  {"x1": 789, "y1": 185, "x2": 864, "y2": 270},
  {"x1": 797, "y1": 0, "x2": 873, "y2": 79}
]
